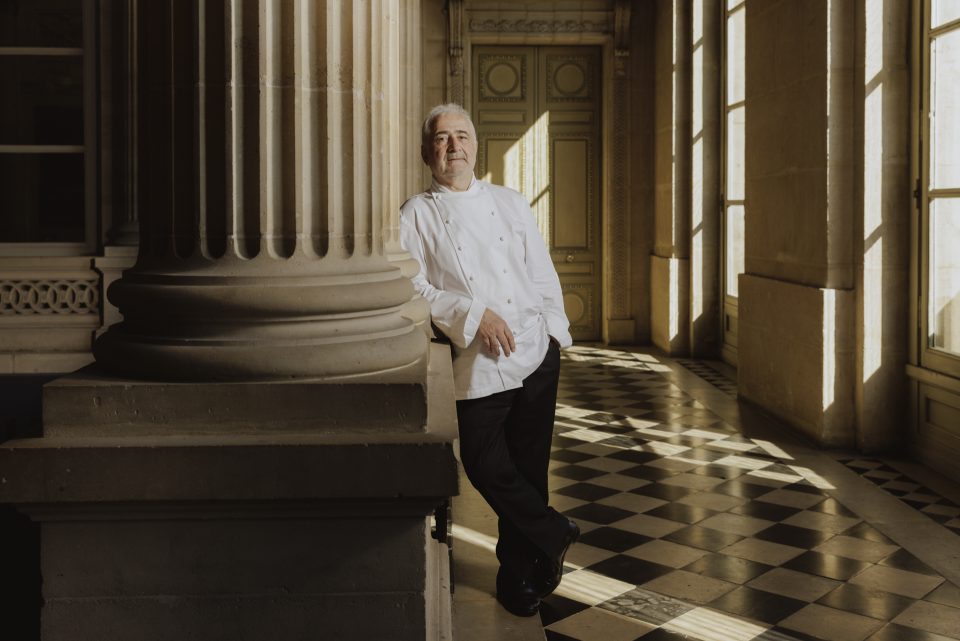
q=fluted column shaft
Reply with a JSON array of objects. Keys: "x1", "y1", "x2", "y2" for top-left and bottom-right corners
[{"x1": 95, "y1": 0, "x2": 426, "y2": 381}]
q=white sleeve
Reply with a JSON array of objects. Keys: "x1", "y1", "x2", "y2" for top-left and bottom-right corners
[
  {"x1": 400, "y1": 210, "x2": 485, "y2": 349},
  {"x1": 517, "y1": 198, "x2": 573, "y2": 348}
]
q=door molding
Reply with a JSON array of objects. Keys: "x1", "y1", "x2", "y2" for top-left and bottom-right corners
[{"x1": 447, "y1": 0, "x2": 636, "y2": 344}]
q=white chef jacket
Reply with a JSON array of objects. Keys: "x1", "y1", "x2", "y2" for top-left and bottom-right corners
[{"x1": 400, "y1": 177, "x2": 573, "y2": 401}]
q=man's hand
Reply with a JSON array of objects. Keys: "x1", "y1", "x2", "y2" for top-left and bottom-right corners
[{"x1": 477, "y1": 308, "x2": 516, "y2": 357}]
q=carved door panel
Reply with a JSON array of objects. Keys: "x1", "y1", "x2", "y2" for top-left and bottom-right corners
[{"x1": 473, "y1": 46, "x2": 601, "y2": 341}]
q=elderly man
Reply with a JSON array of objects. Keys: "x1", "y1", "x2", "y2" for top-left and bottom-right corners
[{"x1": 400, "y1": 104, "x2": 579, "y2": 617}]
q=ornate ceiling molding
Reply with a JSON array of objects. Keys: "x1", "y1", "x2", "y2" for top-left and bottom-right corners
[{"x1": 469, "y1": 18, "x2": 612, "y2": 33}]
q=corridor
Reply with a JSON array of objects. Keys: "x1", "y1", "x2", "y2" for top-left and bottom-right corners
[{"x1": 452, "y1": 346, "x2": 960, "y2": 641}]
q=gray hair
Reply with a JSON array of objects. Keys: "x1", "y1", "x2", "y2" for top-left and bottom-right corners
[{"x1": 421, "y1": 103, "x2": 475, "y2": 152}]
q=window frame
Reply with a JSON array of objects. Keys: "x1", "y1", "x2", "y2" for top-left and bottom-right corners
[
  {"x1": 720, "y1": 0, "x2": 746, "y2": 365},
  {"x1": 917, "y1": 0, "x2": 960, "y2": 378},
  {"x1": 0, "y1": 0, "x2": 98, "y2": 256}
]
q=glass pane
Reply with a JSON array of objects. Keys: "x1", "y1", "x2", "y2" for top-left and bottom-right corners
[
  {"x1": 930, "y1": 198, "x2": 960, "y2": 356},
  {"x1": 931, "y1": 29, "x2": 960, "y2": 189},
  {"x1": 932, "y1": 0, "x2": 960, "y2": 29},
  {"x1": 726, "y1": 204, "x2": 745, "y2": 298},
  {"x1": 0, "y1": 153, "x2": 85, "y2": 242},
  {"x1": 0, "y1": 0, "x2": 83, "y2": 47},
  {"x1": 0, "y1": 56, "x2": 83, "y2": 145},
  {"x1": 726, "y1": 6, "x2": 746, "y2": 105},
  {"x1": 726, "y1": 106, "x2": 745, "y2": 200}
]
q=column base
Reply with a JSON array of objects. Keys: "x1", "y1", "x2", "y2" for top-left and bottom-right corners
[{"x1": 0, "y1": 346, "x2": 460, "y2": 641}]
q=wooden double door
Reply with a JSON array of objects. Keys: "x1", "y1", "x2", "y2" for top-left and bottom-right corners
[{"x1": 472, "y1": 45, "x2": 602, "y2": 341}]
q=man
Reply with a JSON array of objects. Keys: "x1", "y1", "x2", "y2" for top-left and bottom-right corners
[{"x1": 400, "y1": 103, "x2": 579, "y2": 617}]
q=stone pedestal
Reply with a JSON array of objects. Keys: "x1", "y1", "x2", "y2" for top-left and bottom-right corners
[
  {"x1": 0, "y1": 2, "x2": 457, "y2": 639},
  {"x1": 0, "y1": 341, "x2": 458, "y2": 641}
]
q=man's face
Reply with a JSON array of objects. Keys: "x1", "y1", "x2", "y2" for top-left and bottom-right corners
[{"x1": 424, "y1": 112, "x2": 477, "y2": 186}]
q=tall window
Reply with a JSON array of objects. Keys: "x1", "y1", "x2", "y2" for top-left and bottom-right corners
[
  {"x1": 921, "y1": 0, "x2": 960, "y2": 376},
  {"x1": 0, "y1": 0, "x2": 95, "y2": 255},
  {"x1": 721, "y1": 0, "x2": 746, "y2": 364}
]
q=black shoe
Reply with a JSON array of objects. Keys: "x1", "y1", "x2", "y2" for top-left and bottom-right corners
[
  {"x1": 495, "y1": 566, "x2": 541, "y2": 617},
  {"x1": 532, "y1": 518, "x2": 579, "y2": 598}
]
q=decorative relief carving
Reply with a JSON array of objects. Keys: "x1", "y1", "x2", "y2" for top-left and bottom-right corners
[
  {"x1": 610, "y1": 63, "x2": 631, "y2": 318},
  {"x1": 469, "y1": 18, "x2": 611, "y2": 34},
  {"x1": 479, "y1": 55, "x2": 525, "y2": 101},
  {"x1": 561, "y1": 284, "x2": 596, "y2": 333},
  {"x1": 546, "y1": 56, "x2": 591, "y2": 101},
  {"x1": 0, "y1": 279, "x2": 99, "y2": 315},
  {"x1": 614, "y1": 49, "x2": 629, "y2": 77},
  {"x1": 448, "y1": 0, "x2": 465, "y2": 105},
  {"x1": 609, "y1": 0, "x2": 632, "y2": 320}
]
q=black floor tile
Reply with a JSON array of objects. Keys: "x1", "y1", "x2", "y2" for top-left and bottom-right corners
[
  {"x1": 709, "y1": 585, "x2": 807, "y2": 625},
  {"x1": 808, "y1": 497, "x2": 859, "y2": 518},
  {"x1": 782, "y1": 482, "x2": 826, "y2": 496},
  {"x1": 538, "y1": 593, "x2": 592, "y2": 626},
  {"x1": 753, "y1": 523, "x2": 832, "y2": 548},
  {"x1": 582, "y1": 412, "x2": 628, "y2": 422},
  {"x1": 544, "y1": 630, "x2": 581, "y2": 641},
  {"x1": 755, "y1": 627, "x2": 825, "y2": 641},
  {"x1": 551, "y1": 464, "x2": 608, "y2": 481},
  {"x1": 552, "y1": 449, "x2": 601, "y2": 464},
  {"x1": 631, "y1": 483, "x2": 694, "y2": 501},
  {"x1": 554, "y1": 481, "x2": 623, "y2": 502},
  {"x1": 634, "y1": 629, "x2": 697, "y2": 640},
  {"x1": 731, "y1": 501, "x2": 802, "y2": 522},
  {"x1": 664, "y1": 524, "x2": 743, "y2": 552},
  {"x1": 586, "y1": 554, "x2": 673, "y2": 585},
  {"x1": 621, "y1": 465, "x2": 683, "y2": 481},
  {"x1": 607, "y1": 449, "x2": 662, "y2": 465},
  {"x1": 578, "y1": 526, "x2": 653, "y2": 552},
  {"x1": 817, "y1": 583, "x2": 914, "y2": 620},
  {"x1": 682, "y1": 552, "x2": 773, "y2": 583},
  {"x1": 842, "y1": 522, "x2": 895, "y2": 544},
  {"x1": 564, "y1": 502, "x2": 636, "y2": 525},
  {"x1": 879, "y1": 548, "x2": 939, "y2": 576},
  {"x1": 867, "y1": 622, "x2": 960, "y2": 641},
  {"x1": 691, "y1": 464, "x2": 746, "y2": 480},
  {"x1": 682, "y1": 447, "x2": 730, "y2": 463},
  {"x1": 782, "y1": 551, "x2": 871, "y2": 581},
  {"x1": 712, "y1": 479, "x2": 776, "y2": 499},
  {"x1": 645, "y1": 502, "x2": 716, "y2": 525}
]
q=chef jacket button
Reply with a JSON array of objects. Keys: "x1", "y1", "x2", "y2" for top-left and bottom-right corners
[
  {"x1": 503, "y1": 268, "x2": 508, "y2": 273},
  {"x1": 457, "y1": 246, "x2": 462, "y2": 251},
  {"x1": 469, "y1": 276, "x2": 474, "y2": 280},
  {"x1": 507, "y1": 298, "x2": 512, "y2": 304},
  {"x1": 490, "y1": 211, "x2": 495, "y2": 216},
  {"x1": 499, "y1": 236, "x2": 504, "y2": 241}
]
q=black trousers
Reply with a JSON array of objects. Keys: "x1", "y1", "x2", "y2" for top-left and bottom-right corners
[{"x1": 455, "y1": 341, "x2": 566, "y2": 580}]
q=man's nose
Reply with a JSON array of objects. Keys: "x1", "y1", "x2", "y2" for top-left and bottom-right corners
[{"x1": 447, "y1": 137, "x2": 462, "y2": 151}]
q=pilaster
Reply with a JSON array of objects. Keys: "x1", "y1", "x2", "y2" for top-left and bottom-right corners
[
  {"x1": 651, "y1": 0, "x2": 692, "y2": 355},
  {"x1": 739, "y1": 0, "x2": 858, "y2": 446}
]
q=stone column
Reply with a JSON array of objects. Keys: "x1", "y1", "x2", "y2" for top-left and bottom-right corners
[
  {"x1": 94, "y1": 0, "x2": 427, "y2": 380},
  {"x1": 0, "y1": 3, "x2": 458, "y2": 640}
]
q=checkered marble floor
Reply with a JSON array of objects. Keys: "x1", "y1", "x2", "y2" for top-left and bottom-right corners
[{"x1": 537, "y1": 345, "x2": 960, "y2": 641}]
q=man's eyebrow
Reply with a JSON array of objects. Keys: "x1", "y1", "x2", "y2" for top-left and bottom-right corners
[{"x1": 434, "y1": 128, "x2": 472, "y2": 136}]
